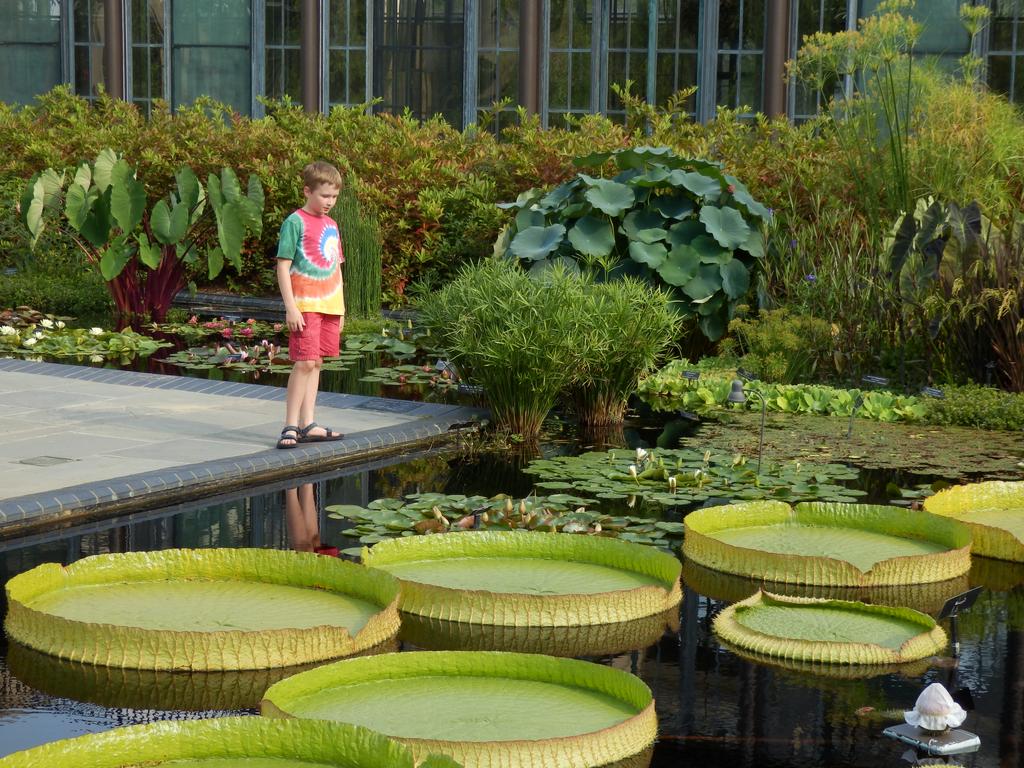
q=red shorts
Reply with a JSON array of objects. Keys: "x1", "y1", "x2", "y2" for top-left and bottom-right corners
[{"x1": 289, "y1": 312, "x2": 342, "y2": 361}]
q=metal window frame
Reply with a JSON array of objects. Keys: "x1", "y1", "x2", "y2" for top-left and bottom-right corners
[{"x1": 787, "y1": 0, "x2": 854, "y2": 120}]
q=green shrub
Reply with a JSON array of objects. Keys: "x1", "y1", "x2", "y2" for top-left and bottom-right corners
[
  {"x1": 417, "y1": 259, "x2": 591, "y2": 437},
  {"x1": 0, "y1": 263, "x2": 112, "y2": 321},
  {"x1": 565, "y1": 278, "x2": 682, "y2": 426},
  {"x1": 720, "y1": 308, "x2": 833, "y2": 383},
  {"x1": 924, "y1": 384, "x2": 1024, "y2": 431}
]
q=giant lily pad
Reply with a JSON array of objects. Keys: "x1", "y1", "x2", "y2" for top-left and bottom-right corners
[
  {"x1": 681, "y1": 559, "x2": 970, "y2": 617},
  {"x1": 400, "y1": 608, "x2": 678, "y2": 657},
  {"x1": 4, "y1": 548, "x2": 400, "y2": 670},
  {"x1": 683, "y1": 501, "x2": 972, "y2": 586},
  {"x1": 5, "y1": 638, "x2": 397, "y2": 712},
  {"x1": 924, "y1": 481, "x2": 1024, "y2": 562},
  {"x1": 361, "y1": 531, "x2": 681, "y2": 627},
  {"x1": 0, "y1": 716, "x2": 459, "y2": 767},
  {"x1": 713, "y1": 591, "x2": 947, "y2": 666},
  {"x1": 261, "y1": 651, "x2": 657, "y2": 768}
]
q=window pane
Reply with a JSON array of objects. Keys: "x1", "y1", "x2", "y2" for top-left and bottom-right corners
[
  {"x1": 173, "y1": 0, "x2": 252, "y2": 112},
  {"x1": 548, "y1": 51, "x2": 569, "y2": 107},
  {"x1": 348, "y1": 50, "x2": 366, "y2": 101},
  {"x1": 328, "y1": 50, "x2": 348, "y2": 103},
  {"x1": 499, "y1": 0, "x2": 518, "y2": 47},
  {"x1": 987, "y1": 54, "x2": 1012, "y2": 96},
  {"x1": 718, "y1": 0, "x2": 741, "y2": 49},
  {"x1": 373, "y1": 0, "x2": 465, "y2": 125},
  {"x1": 1, "y1": 0, "x2": 63, "y2": 106},
  {"x1": 739, "y1": 52, "x2": 762, "y2": 109}
]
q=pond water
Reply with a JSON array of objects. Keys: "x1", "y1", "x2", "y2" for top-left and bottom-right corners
[{"x1": 1, "y1": 448, "x2": 1022, "y2": 768}]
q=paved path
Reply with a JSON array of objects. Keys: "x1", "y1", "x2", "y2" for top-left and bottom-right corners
[{"x1": 0, "y1": 359, "x2": 482, "y2": 537}]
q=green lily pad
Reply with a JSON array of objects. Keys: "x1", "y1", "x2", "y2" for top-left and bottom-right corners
[
  {"x1": 567, "y1": 214, "x2": 616, "y2": 257},
  {"x1": 509, "y1": 224, "x2": 566, "y2": 261}
]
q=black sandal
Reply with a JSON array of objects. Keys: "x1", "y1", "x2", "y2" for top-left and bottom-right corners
[
  {"x1": 277, "y1": 425, "x2": 300, "y2": 449},
  {"x1": 298, "y1": 422, "x2": 345, "y2": 443}
]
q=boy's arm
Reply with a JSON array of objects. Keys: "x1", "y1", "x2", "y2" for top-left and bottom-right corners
[
  {"x1": 276, "y1": 215, "x2": 305, "y2": 332},
  {"x1": 276, "y1": 259, "x2": 305, "y2": 332}
]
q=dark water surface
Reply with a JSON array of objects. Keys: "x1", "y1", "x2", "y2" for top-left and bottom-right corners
[{"x1": 1, "y1": 451, "x2": 1022, "y2": 768}]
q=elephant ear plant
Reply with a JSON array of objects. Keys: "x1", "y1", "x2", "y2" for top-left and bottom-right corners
[
  {"x1": 22, "y1": 149, "x2": 263, "y2": 324},
  {"x1": 495, "y1": 145, "x2": 770, "y2": 341}
]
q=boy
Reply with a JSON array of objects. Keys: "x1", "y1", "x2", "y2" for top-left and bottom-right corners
[{"x1": 276, "y1": 161, "x2": 346, "y2": 448}]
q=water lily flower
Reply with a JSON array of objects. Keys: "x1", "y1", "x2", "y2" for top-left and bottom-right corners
[
  {"x1": 188, "y1": 315, "x2": 199, "y2": 324},
  {"x1": 33, "y1": 331, "x2": 43, "y2": 338},
  {"x1": 0, "y1": 325, "x2": 15, "y2": 335},
  {"x1": 90, "y1": 354, "x2": 104, "y2": 362},
  {"x1": 89, "y1": 327, "x2": 103, "y2": 336},
  {"x1": 703, "y1": 450, "x2": 711, "y2": 464},
  {"x1": 39, "y1": 318, "x2": 54, "y2": 328},
  {"x1": 635, "y1": 448, "x2": 648, "y2": 464},
  {"x1": 668, "y1": 475, "x2": 677, "y2": 492},
  {"x1": 23, "y1": 337, "x2": 37, "y2": 346},
  {"x1": 626, "y1": 495, "x2": 636, "y2": 508},
  {"x1": 55, "y1": 320, "x2": 65, "y2": 329},
  {"x1": 628, "y1": 464, "x2": 639, "y2": 482}
]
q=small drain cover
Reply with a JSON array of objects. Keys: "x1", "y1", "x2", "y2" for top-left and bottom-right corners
[{"x1": 17, "y1": 456, "x2": 76, "y2": 467}]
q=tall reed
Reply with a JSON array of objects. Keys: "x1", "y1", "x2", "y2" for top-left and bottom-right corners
[{"x1": 336, "y1": 182, "x2": 382, "y2": 319}]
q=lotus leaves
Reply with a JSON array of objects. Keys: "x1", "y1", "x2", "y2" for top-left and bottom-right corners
[
  {"x1": 4, "y1": 548, "x2": 401, "y2": 670},
  {"x1": 261, "y1": 651, "x2": 658, "y2": 768},
  {"x1": 924, "y1": 481, "x2": 1024, "y2": 562},
  {"x1": 0, "y1": 717, "x2": 460, "y2": 767},
  {"x1": 523, "y1": 448, "x2": 865, "y2": 508},
  {"x1": 400, "y1": 608, "x2": 678, "y2": 657},
  {"x1": 362, "y1": 531, "x2": 681, "y2": 626},
  {"x1": 714, "y1": 591, "x2": 947, "y2": 667},
  {"x1": 683, "y1": 501, "x2": 972, "y2": 586}
]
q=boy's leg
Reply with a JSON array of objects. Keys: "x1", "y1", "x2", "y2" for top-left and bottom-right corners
[
  {"x1": 298, "y1": 313, "x2": 343, "y2": 440},
  {"x1": 280, "y1": 311, "x2": 322, "y2": 447}
]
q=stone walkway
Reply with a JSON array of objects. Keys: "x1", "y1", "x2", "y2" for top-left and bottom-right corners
[{"x1": 0, "y1": 359, "x2": 483, "y2": 538}]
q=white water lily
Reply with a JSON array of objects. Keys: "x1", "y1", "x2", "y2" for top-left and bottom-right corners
[
  {"x1": 635, "y1": 448, "x2": 648, "y2": 463},
  {"x1": 55, "y1": 320, "x2": 65, "y2": 329},
  {"x1": 39, "y1": 318, "x2": 54, "y2": 328},
  {"x1": 628, "y1": 464, "x2": 639, "y2": 482},
  {"x1": 90, "y1": 354, "x2": 104, "y2": 363},
  {"x1": 89, "y1": 327, "x2": 104, "y2": 336},
  {"x1": 22, "y1": 337, "x2": 37, "y2": 346},
  {"x1": 0, "y1": 325, "x2": 15, "y2": 336},
  {"x1": 668, "y1": 475, "x2": 677, "y2": 492}
]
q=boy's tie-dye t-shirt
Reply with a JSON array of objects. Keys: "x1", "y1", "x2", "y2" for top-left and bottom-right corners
[{"x1": 276, "y1": 209, "x2": 345, "y2": 315}]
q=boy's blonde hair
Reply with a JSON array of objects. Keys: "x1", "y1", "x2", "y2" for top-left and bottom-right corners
[{"x1": 303, "y1": 161, "x2": 343, "y2": 191}]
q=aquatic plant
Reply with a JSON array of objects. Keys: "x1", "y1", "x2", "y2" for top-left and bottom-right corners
[
  {"x1": 4, "y1": 548, "x2": 401, "y2": 670},
  {"x1": 164, "y1": 342, "x2": 360, "y2": 373},
  {"x1": 522, "y1": 447, "x2": 865, "y2": 507},
  {"x1": 22, "y1": 149, "x2": 263, "y2": 324},
  {"x1": 361, "y1": 531, "x2": 682, "y2": 627},
  {"x1": 0, "y1": 308, "x2": 169, "y2": 361},
  {"x1": 924, "y1": 480, "x2": 1024, "y2": 562},
  {"x1": 495, "y1": 145, "x2": 770, "y2": 341},
  {"x1": 713, "y1": 591, "x2": 947, "y2": 667},
  {"x1": 261, "y1": 651, "x2": 657, "y2": 768},
  {"x1": 149, "y1": 316, "x2": 285, "y2": 343},
  {"x1": 638, "y1": 360, "x2": 927, "y2": 422},
  {"x1": 0, "y1": 717, "x2": 459, "y2": 767},
  {"x1": 684, "y1": 500, "x2": 973, "y2": 586},
  {"x1": 328, "y1": 492, "x2": 685, "y2": 551}
]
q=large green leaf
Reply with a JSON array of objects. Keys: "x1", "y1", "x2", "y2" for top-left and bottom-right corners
[
  {"x1": 628, "y1": 241, "x2": 667, "y2": 269},
  {"x1": 176, "y1": 167, "x2": 201, "y2": 212},
  {"x1": 656, "y1": 244, "x2": 701, "y2": 286},
  {"x1": 724, "y1": 174, "x2": 772, "y2": 220},
  {"x1": 110, "y1": 160, "x2": 146, "y2": 233},
  {"x1": 216, "y1": 201, "x2": 245, "y2": 270},
  {"x1": 924, "y1": 480, "x2": 1024, "y2": 562},
  {"x1": 681, "y1": 263, "x2": 722, "y2": 300},
  {"x1": 666, "y1": 219, "x2": 706, "y2": 248},
  {"x1": 700, "y1": 205, "x2": 751, "y2": 249},
  {"x1": 80, "y1": 187, "x2": 113, "y2": 247},
  {"x1": 261, "y1": 650, "x2": 657, "y2": 767},
  {"x1": 64, "y1": 183, "x2": 91, "y2": 232},
  {"x1": 136, "y1": 232, "x2": 163, "y2": 270},
  {"x1": 92, "y1": 149, "x2": 118, "y2": 191},
  {"x1": 207, "y1": 173, "x2": 224, "y2": 214},
  {"x1": 220, "y1": 167, "x2": 242, "y2": 203},
  {"x1": 23, "y1": 170, "x2": 64, "y2": 243},
  {"x1": 509, "y1": 224, "x2": 566, "y2": 261},
  {"x1": 620, "y1": 208, "x2": 668, "y2": 243},
  {"x1": 4, "y1": 548, "x2": 401, "y2": 671},
  {"x1": 741, "y1": 225, "x2": 766, "y2": 258},
  {"x1": 150, "y1": 199, "x2": 189, "y2": 244},
  {"x1": 691, "y1": 234, "x2": 731, "y2": 263},
  {"x1": 206, "y1": 246, "x2": 225, "y2": 280},
  {"x1": 584, "y1": 179, "x2": 636, "y2": 217},
  {"x1": 0, "y1": 717, "x2": 440, "y2": 768},
  {"x1": 568, "y1": 215, "x2": 616, "y2": 257},
  {"x1": 651, "y1": 194, "x2": 694, "y2": 220},
  {"x1": 720, "y1": 258, "x2": 751, "y2": 298},
  {"x1": 668, "y1": 169, "x2": 721, "y2": 198},
  {"x1": 99, "y1": 234, "x2": 134, "y2": 280},
  {"x1": 714, "y1": 591, "x2": 947, "y2": 666}
]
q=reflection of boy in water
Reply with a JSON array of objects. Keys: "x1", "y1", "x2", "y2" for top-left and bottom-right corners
[{"x1": 284, "y1": 484, "x2": 321, "y2": 553}]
